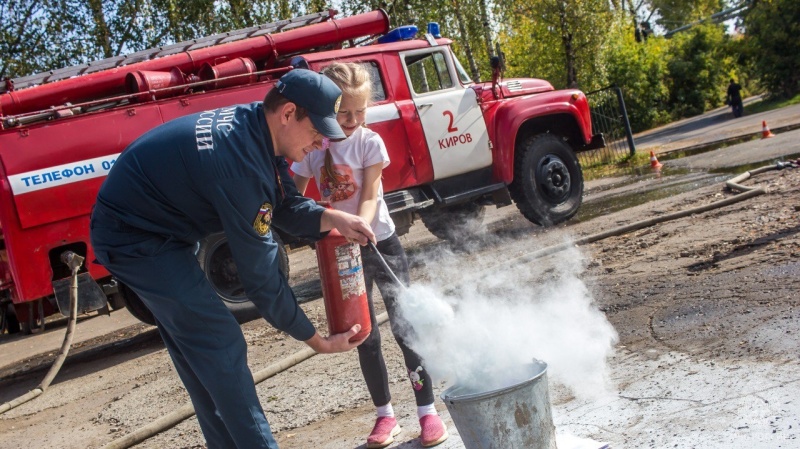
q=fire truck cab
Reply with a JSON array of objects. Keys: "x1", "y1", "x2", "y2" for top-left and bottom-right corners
[{"x1": 0, "y1": 10, "x2": 603, "y2": 332}]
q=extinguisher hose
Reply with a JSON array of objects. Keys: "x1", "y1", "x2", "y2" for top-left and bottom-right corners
[
  {"x1": 0, "y1": 251, "x2": 84, "y2": 415},
  {"x1": 367, "y1": 241, "x2": 406, "y2": 291}
]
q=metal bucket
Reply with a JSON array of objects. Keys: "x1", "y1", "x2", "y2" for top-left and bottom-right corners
[{"x1": 440, "y1": 360, "x2": 557, "y2": 449}]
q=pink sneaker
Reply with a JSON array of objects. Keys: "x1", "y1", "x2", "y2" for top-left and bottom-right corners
[
  {"x1": 366, "y1": 416, "x2": 401, "y2": 448},
  {"x1": 419, "y1": 414, "x2": 449, "y2": 447}
]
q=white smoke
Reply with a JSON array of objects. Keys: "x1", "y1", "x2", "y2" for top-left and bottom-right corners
[{"x1": 396, "y1": 239, "x2": 618, "y2": 399}]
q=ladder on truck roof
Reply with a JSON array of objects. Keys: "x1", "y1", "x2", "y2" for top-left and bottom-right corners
[{"x1": 0, "y1": 10, "x2": 335, "y2": 93}]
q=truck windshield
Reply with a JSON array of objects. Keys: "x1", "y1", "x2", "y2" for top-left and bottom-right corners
[{"x1": 451, "y1": 50, "x2": 473, "y2": 84}]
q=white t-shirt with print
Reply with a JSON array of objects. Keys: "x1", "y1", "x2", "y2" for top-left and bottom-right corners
[{"x1": 292, "y1": 126, "x2": 396, "y2": 241}]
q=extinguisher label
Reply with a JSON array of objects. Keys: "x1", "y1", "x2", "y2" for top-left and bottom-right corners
[{"x1": 335, "y1": 243, "x2": 367, "y2": 301}]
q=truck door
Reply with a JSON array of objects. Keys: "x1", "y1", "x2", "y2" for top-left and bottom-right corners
[
  {"x1": 400, "y1": 48, "x2": 491, "y2": 180},
  {"x1": 309, "y1": 57, "x2": 422, "y2": 192}
]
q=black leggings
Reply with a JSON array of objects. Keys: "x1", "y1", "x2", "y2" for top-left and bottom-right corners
[{"x1": 358, "y1": 233, "x2": 434, "y2": 407}]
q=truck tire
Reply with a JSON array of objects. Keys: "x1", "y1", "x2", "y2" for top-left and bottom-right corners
[
  {"x1": 509, "y1": 134, "x2": 583, "y2": 226},
  {"x1": 20, "y1": 300, "x2": 45, "y2": 334},
  {"x1": 119, "y1": 282, "x2": 156, "y2": 326},
  {"x1": 196, "y1": 232, "x2": 290, "y2": 307},
  {"x1": 107, "y1": 292, "x2": 127, "y2": 310},
  {"x1": 390, "y1": 211, "x2": 414, "y2": 237},
  {"x1": 1, "y1": 302, "x2": 21, "y2": 334},
  {"x1": 117, "y1": 233, "x2": 291, "y2": 326},
  {"x1": 420, "y1": 203, "x2": 485, "y2": 244}
]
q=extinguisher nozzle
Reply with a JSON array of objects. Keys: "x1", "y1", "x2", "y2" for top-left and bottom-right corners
[{"x1": 368, "y1": 241, "x2": 405, "y2": 290}]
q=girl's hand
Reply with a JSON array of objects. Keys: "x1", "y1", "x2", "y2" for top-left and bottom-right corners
[{"x1": 320, "y1": 209, "x2": 376, "y2": 245}]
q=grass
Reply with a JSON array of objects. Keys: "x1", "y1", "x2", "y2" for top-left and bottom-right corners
[
  {"x1": 583, "y1": 152, "x2": 649, "y2": 180},
  {"x1": 744, "y1": 93, "x2": 800, "y2": 115}
]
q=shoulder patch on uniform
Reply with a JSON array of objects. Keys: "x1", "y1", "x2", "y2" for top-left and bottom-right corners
[{"x1": 253, "y1": 202, "x2": 273, "y2": 236}]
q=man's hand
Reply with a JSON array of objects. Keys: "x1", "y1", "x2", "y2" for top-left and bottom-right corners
[
  {"x1": 320, "y1": 209, "x2": 376, "y2": 246},
  {"x1": 304, "y1": 324, "x2": 369, "y2": 353}
]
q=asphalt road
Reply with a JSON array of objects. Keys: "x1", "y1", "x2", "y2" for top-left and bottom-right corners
[{"x1": 635, "y1": 98, "x2": 800, "y2": 155}]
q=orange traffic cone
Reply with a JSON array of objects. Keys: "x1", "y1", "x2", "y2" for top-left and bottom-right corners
[
  {"x1": 761, "y1": 120, "x2": 775, "y2": 139},
  {"x1": 649, "y1": 151, "x2": 663, "y2": 169}
]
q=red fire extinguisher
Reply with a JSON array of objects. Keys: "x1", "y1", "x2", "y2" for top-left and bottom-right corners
[{"x1": 316, "y1": 228, "x2": 371, "y2": 342}]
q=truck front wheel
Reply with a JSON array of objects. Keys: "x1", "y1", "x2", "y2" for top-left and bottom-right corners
[
  {"x1": 509, "y1": 134, "x2": 583, "y2": 226},
  {"x1": 119, "y1": 232, "x2": 292, "y2": 326}
]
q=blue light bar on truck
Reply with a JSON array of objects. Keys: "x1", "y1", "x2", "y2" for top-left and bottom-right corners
[
  {"x1": 377, "y1": 25, "x2": 418, "y2": 44},
  {"x1": 427, "y1": 22, "x2": 441, "y2": 38}
]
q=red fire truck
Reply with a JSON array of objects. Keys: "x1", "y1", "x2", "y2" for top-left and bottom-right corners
[{"x1": 0, "y1": 9, "x2": 603, "y2": 333}]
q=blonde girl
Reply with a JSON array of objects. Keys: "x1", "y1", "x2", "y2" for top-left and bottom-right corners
[{"x1": 292, "y1": 62, "x2": 449, "y2": 448}]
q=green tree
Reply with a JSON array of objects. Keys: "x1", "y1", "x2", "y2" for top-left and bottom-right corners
[
  {"x1": 741, "y1": 0, "x2": 800, "y2": 98},
  {"x1": 0, "y1": 0, "x2": 87, "y2": 80},
  {"x1": 649, "y1": 0, "x2": 727, "y2": 32},
  {"x1": 0, "y1": 0, "x2": 316, "y2": 81},
  {"x1": 664, "y1": 22, "x2": 730, "y2": 117},
  {"x1": 601, "y1": 14, "x2": 671, "y2": 132},
  {"x1": 496, "y1": 0, "x2": 613, "y2": 89}
]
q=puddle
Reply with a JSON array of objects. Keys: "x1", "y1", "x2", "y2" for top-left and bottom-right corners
[
  {"x1": 577, "y1": 146, "x2": 800, "y2": 223},
  {"x1": 577, "y1": 167, "x2": 730, "y2": 223},
  {"x1": 292, "y1": 278, "x2": 322, "y2": 303},
  {"x1": 585, "y1": 165, "x2": 694, "y2": 194},
  {"x1": 710, "y1": 152, "x2": 800, "y2": 174}
]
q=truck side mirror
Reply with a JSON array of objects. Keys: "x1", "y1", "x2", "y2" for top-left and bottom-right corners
[{"x1": 490, "y1": 56, "x2": 503, "y2": 99}]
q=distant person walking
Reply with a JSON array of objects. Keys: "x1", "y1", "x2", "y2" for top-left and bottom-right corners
[{"x1": 726, "y1": 79, "x2": 744, "y2": 118}]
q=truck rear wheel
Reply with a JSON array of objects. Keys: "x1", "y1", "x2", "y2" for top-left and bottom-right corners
[
  {"x1": 390, "y1": 211, "x2": 414, "y2": 237},
  {"x1": 119, "y1": 282, "x2": 156, "y2": 325},
  {"x1": 20, "y1": 300, "x2": 45, "y2": 334},
  {"x1": 420, "y1": 203, "x2": 485, "y2": 244},
  {"x1": 117, "y1": 232, "x2": 291, "y2": 326},
  {"x1": 509, "y1": 134, "x2": 583, "y2": 226},
  {"x1": 1, "y1": 302, "x2": 21, "y2": 334},
  {"x1": 196, "y1": 232, "x2": 290, "y2": 308}
]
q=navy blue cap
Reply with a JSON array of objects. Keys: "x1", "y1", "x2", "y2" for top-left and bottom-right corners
[{"x1": 275, "y1": 69, "x2": 346, "y2": 141}]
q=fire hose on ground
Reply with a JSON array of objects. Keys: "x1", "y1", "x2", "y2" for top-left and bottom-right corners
[
  {"x1": 102, "y1": 161, "x2": 792, "y2": 449},
  {"x1": 0, "y1": 251, "x2": 85, "y2": 414}
]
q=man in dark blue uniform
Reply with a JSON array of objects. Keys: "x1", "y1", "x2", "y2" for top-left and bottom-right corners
[{"x1": 90, "y1": 69, "x2": 374, "y2": 448}]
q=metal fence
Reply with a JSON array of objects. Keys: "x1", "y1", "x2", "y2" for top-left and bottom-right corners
[{"x1": 581, "y1": 85, "x2": 636, "y2": 167}]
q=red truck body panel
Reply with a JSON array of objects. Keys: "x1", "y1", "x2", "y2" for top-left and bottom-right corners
[{"x1": 488, "y1": 89, "x2": 594, "y2": 182}]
